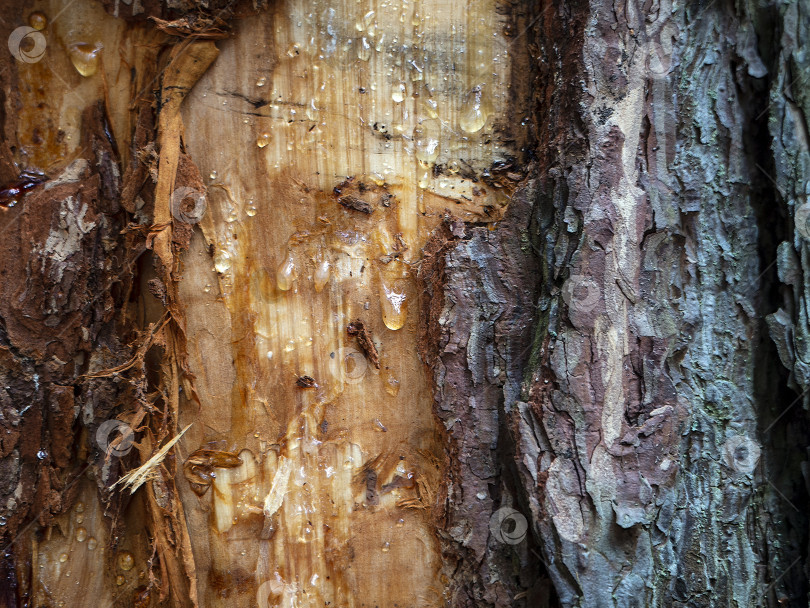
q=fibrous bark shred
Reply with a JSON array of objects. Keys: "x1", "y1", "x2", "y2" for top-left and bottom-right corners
[
  {"x1": 183, "y1": 448, "x2": 243, "y2": 496},
  {"x1": 347, "y1": 319, "x2": 380, "y2": 369}
]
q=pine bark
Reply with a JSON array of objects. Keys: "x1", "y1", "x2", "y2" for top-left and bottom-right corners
[{"x1": 421, "y1": 0, "x2": 810, "y2": 606}]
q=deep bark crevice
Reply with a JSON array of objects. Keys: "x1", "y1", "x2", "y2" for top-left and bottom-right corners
[{"x1": 746, "y1": 11, "x2": 810, "y2": 604}]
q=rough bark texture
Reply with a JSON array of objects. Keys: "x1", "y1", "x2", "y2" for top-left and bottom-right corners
[
  {"x1": 522, "y1": 1, "x2": 808, "y2": 604},
  {"x1": 764, "y1": 0, "x2": 810, "y2": 604},
  {"x1": 0, "y1": 102, "x2": 140, "y2": 603},
  {"x1": 530, "y1": 1, "x2": 765, "y2": 601},
  {"x1": 417, "y1": 186, "x2": 546, "y2": 606},
  {"x1": 418, "y1": 0, "x2": 810, "y2": 607}
]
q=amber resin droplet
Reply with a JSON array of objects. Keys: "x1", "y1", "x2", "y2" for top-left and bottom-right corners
[
  {"x1": 277, "y1": 253, "x2": 296, "y2": 291},
  {"x1": 313, "y1": 257, "x2": 331, "y2": 292},
  {"x1": 68, "y1": 42, "x2": 103, "y2": 77},
  {"x1": 117, "y1": 551, "x2": 135, "y2": 571},
  {"x1": 459, "y1": 85, "x2": 492, "y2": 134},
  {"x1": 257, "y1": 132, "x2": 271, "y2": 148},
  {"x1": 380, "y1": 281, "x2": 408, "y2": 330},
  {"x1": 28, "y1": 12, "x2": 47, "y2": 31}
]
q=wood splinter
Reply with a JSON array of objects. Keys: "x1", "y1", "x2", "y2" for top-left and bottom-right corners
[{"x1": 347, "y1": 319, "x2": 380, "y2": 369}]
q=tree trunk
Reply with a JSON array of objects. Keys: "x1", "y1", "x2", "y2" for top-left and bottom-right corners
[{"x1": 0, "y1": 0, "x2": 807, "y2": 607}]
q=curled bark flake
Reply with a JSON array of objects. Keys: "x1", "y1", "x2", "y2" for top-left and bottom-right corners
[
  {"x1": 347, "y1": 319, "x2": 380, "y2": 369},
  {"x1": 183, "y1": 448, "x2": 243, "y2": 496},
  {"x1": 338, "y1": 195, "x2": 374, "y2": 214},
  {"x1": 150, "y1": 15, "x2": 231, "y2": 39}
]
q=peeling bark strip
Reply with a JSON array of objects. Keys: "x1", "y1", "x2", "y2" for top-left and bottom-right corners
[
  {"x1": 346, "y1": 319, "x2": 380, "y2": 369},
  {"x1": 0, "y1": 102, "x2": 137, "y2": 590},
  {"x1": 0, "y1": 0, "x2": 218, "y2": 603},
  {"x1": 418, "y1": 187, "x2": 545, "y2": 606}
]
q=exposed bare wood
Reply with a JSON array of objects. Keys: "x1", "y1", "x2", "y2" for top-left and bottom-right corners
[{"x1": 0, "y1": 0, "x2": 530, "y2": 606}]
